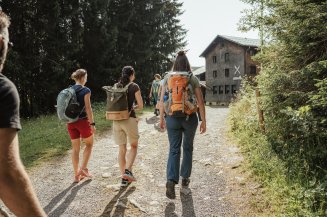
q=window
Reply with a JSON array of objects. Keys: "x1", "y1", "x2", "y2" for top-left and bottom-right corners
[
  {"x1": 213, "y1": 70, "x2": 217, "y2": 78},
  {"x1": 219, "y1": 85, "x2": 224, "y2": 94},
  {"x1": 225, "y1": 68, "x2": 230, "y2": 77},
  {"x1": 225, "y1": 85, "x2": 230, "y2": 94},
  {"x1": 213, "y1": 86, "x2": 218, "y2": 94},
  {"x1": 232, "y1": 85, "x2": 237, "y2": 94},
  {"x1": 250, "y1": 50, "x2": 256, "y2": 56},
  {"x1": 212, "y1": 55, "x2": 217, "y2": 63},
  {"x1": 225, "y1": 53, "x2": 229, "y2": 62},
  {"x1": 250, "y1": 65, "x2": 256, "y2": 75}
]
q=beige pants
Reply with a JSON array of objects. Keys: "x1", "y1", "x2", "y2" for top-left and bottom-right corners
[{"x1": 113, "y1": 117, "x2": 139, "y2": 145}]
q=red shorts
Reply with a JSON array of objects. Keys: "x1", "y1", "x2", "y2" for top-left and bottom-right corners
[{"x1": 67, "y1": 119, "x2": 93, "y2": 140}]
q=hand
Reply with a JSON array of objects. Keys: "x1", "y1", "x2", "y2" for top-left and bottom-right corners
[
  {"x1": 91, "y1": 125, "x2": 96, "y2": 134},
  {"x1": 159, "y1": 118, "x2": 166, "y2": 130},
  {"x1": 199, "y1": 121, "x2": 206, "y2": 134}
]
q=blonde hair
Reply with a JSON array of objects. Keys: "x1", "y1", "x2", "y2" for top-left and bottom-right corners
[
  {"x1": 154, "y1": 74, "x2": 161, "y2": 80},
  {"x1": 0, "y1": 11, "x2": 10, "y2": 32},
  {"x1": 71, "y1": 69, "x2": 87, "y2": 81}
]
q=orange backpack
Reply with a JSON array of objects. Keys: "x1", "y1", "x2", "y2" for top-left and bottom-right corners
[{"x1": 164, "y1": 72, "x2": 197, "y2": 117}]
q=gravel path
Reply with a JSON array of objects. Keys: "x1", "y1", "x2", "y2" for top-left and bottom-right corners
[{"x1": 1, "y1": 106, "x2": 255, "y2": 217}]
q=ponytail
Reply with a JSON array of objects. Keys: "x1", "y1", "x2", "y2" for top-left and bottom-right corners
[{"x1": 119, "y1": 66, "x2": 134, "y2": 87}]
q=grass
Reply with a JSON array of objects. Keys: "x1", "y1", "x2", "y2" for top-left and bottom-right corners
[
  {"x1": 19, "y1": 103, "x2": 155, "y2": 168},
  {"x1": 227, "y1": 92, "x2": 324, "y2": 216},
  {"x1": 19, "y1": 103, "x2": 111, "y2": 167}
]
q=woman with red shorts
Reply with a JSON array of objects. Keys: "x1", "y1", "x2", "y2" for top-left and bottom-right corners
[{"x1": 67, "y1": 69, "x2": 96, "y2": 183}]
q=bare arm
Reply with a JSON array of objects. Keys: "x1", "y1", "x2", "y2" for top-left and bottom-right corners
[
  {"x1": 84, "y1": 93, "x2": 95, "y2": 133},
  {"x1": 148, "y1": 84, "x2": 153, "y2": 99},
  {"x1": 134, "y1": 90, "x2": 144, "y2": 110},
  {"x1": 194, "y1": 87, "x2": 206, "y2": 134},
  {"x1": 0, "y1": 129, "x2": 46, "y2": 217},
  {"x1": 159, "y1": 83, "x2": 166, "y2": 129}
]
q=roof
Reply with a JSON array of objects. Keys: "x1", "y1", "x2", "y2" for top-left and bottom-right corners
[
  {"x1": 191, "y1": 66, "x2": 202, "y2": 71},
  {"x1": 192, "y1": 66, "x2": 205, "y2": 76},
  {"x1": 199, "y1": 81, "x2": 212, "y2": 90},
  {"x1": 200, "y1": 35, "x2": 260, "y2": 57}
]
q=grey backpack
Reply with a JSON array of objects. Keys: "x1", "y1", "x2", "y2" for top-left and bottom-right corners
[{"x1": 56, "y1": 86, "x2": 84, "y2": 123}]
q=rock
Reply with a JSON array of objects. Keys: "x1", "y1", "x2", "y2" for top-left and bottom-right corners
[
  {"x1": 112, "y1": 163, "x2": 119, "y2": 168},
  {"x1": 106, "y1": 184, "x2": 121, "y2": 191},
  {"x1": 100, "y1": 167, "x2": 110, "y2": 170},
  {"x1": 116, "y1": 201, "x2": 127, "y2": 208},
  {"x1": 102, "y1": 173, "x2": 111, "y2": 178},
  {"x1": 180, "y1": 187, "x2": 191, "y2": 195},
  {"x1": 231, "y1": 164, "x2": 241, "y2": 169},
  {"x1": 129, "y1": 199, "x2": 147, "y2": 213},
  {"x1": 149, "y1": 201, "x2": 159, "y2": 206}
]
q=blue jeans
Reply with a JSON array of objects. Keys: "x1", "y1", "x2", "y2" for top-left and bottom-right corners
[{"x1": 165, "y1": 113, "x2": 198, "y2": 183}]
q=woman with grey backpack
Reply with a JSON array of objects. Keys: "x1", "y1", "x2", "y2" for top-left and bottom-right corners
[{"x1": 66, "y1": 69, "x2": 95, "y2": 183}]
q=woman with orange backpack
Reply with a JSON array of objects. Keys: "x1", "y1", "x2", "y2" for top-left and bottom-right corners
[{"x1": 159, "y1": 51, "x2": 206, "y2": 199}]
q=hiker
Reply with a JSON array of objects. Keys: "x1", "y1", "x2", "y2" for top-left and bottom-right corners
[
  {"x1": 148, "y1": 74, "x2": 161, "y2": 116},
  {"x1": 0, "y1": 11, "x2": 46, "y2": 217},
  {"x1": 113, "y1": 66, "x2": 143, "y2": 187},
  {"x1": 159, "y1": 51, "x2": 206, "y2": 199},
  {"x1": 67, "y1": 69, "x2": 95, "y2": 183}
]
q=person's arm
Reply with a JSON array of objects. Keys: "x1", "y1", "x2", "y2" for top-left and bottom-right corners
[
  {"x1": 84, "y1": 93, "x2": 96, "y2": 133},
  {"x1": 148, "y1": 82, "x2": 153, "y2": 99},
  {"x1": 133, "y1": 90, "x2": 144, "y2": 111},
  {"x1": 159, "y1": 83, "x2": 166, "y2": 130},
  {"x1": 194, "y1": 87, "x2": 206, "y2": 134},
  {"x1": 0, "y1": 128, "x2": 46, "y2": 217}
]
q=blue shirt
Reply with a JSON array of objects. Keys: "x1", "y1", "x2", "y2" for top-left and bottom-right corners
[{"x1": 72, "y1": 84, "x2": 91, "y2": 119}]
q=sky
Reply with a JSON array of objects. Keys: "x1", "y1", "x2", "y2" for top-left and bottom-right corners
[{"x1": 179, "y1": 0, "x2": 258, "y2": 67}]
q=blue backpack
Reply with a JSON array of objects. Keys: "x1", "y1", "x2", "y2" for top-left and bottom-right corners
[{"x1": 56, "y1": 86, "x2": 84, "y2": 123}]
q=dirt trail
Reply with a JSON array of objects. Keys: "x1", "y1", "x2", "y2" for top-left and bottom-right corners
[{"x1": 1, "y1": 106, "x2": 257, "y2": 217}]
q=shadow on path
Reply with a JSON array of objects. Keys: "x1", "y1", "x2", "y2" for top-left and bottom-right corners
[
  {"x1": 165, "y1": 202, "x2": 178, "y2": 217},
  {"x1": 145, "y1": 116, "x2": 159, "y2": 125},
  {"x1": 45, "y1": 180, "x2": 92, "y2": 217},
  {"x1": 181, "y1": 188, "x2": 195, "y2": 217},
  {"x1": 99, "y1": 186, "x2": 136, "y2": 217}
]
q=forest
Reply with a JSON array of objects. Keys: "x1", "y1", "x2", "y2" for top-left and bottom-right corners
[{"x1": 0, "y1": 0, "x2": 186, "y2": 117}]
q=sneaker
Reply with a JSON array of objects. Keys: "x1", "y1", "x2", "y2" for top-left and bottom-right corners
[
  {"x1": 122, "y1": 169, "x2": 136, "y2": 182},
  {"x1": 121, "y1": 178, "x2": 131, "y2": 187},
  {"x1": 166, "y1": 180, "x2": 176, "y2": 199},
  {"x1": 182, "y1": 178, "x2": 190, "y2": 188}
]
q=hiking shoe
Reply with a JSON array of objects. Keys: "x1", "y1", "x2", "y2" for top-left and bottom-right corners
[
  {"x1": 121, "y1": 178, "x2": 131, "y2": 187},
  {"x1": 166, "y1": 181, "x2": 176, "y2": 199},
  {"x1": 182, "y1": 178, "x2": 190, "y2": 188},
  {"x1": 122, "y1": 169, "x2": 136, "y2": 182}
]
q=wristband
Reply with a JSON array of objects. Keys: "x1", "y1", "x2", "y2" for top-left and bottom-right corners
[{"x1": 90, "y1": 122, "x2": 96, "y2": 126}]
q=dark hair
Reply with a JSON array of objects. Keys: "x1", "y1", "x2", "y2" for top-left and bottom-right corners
[
  {"x1": 172, "y1": 51, "x2": 191, "y2": 72},
  {"x1": 119, "y1": 66, "x2": 134, "y2": 87},
  {"x1": 71, "y1": 69, "x2": 87, "y2": 81}
]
